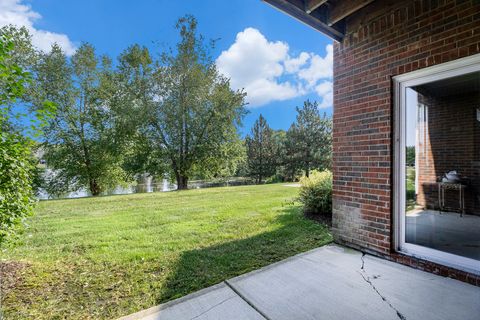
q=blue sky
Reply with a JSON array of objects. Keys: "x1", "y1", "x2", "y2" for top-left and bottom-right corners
[{"x1": 1, "y1": 0, "x2": 333, "y2": 135}]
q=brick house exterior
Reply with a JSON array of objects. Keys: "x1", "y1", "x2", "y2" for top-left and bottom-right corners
[
  {"x1": 332, "y1": 0, "x2": 480, "y2": 253},
  {"x1": 264, "y1": 0, "x2": 480, "y2": 285}
]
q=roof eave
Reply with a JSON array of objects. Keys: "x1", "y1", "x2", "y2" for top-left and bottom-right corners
[{"x1": 263, "y1": 0, "x2": 345, "y2": 42}]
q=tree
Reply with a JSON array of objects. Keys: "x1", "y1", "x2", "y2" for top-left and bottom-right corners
[
  {"x1": 273, "y1": 129, "x2": 297, "y2": 181},
  {"x1": 285, "y1": 100, "x2": 332, "y2": 177},
  {"x1": 142, "y1": 16, "x2": 246, "y2": 189},
  {"x1": 31, "y1": 43, "x2": 129, "y2": 196},
  {"x1": 107, "y1": 44, "x2": 160, "y2": 180},
  {"x1": 0, "y1": 26, "x2": 53, "y2": 136},
  {"x1": 0, "y1": 34, "x2": 35, "y2": 243},
  {"x1": 406, "y1": 146, "x2": 415, "y2": 167},
  {"x1": 270, "y1": 129, "x2": 291, "y2": 182},
  {"x1": 246, "y1": 114, "x2": 277, "y2": 183},
  {"x1": 190, "y1": 136, "x2": 247, "y2": 180}
]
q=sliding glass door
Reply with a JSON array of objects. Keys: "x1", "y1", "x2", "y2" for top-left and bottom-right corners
[{"x1": 394, "y1": 54, "x2": 480, "y2": 274}]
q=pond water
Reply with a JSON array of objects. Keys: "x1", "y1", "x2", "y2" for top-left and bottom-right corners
[{"x1": 37, "y1": 176, "x2": 254, "y2": 200}]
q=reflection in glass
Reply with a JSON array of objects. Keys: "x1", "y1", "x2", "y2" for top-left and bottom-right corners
[{"x1": 404, "y1": 72, "x2": 480, "y2": 261}]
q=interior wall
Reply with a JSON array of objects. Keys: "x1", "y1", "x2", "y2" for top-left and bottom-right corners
[{"x1": 416, "y1": 92, "x2": 480, "y2": 215}]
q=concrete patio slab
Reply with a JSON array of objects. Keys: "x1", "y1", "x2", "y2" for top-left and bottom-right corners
[
  {"x1": 119, "y1": 282, "x2": 265, "y2": 320},
  {"x1": 120, "y1": 245, "x2": 480, "y2": 320},
  {"x1": 362, "y1": 254, "x2": 479, "y2": 320},
  {"x1": 228, "y1": 245, "x2": 400, "y2": 320}
]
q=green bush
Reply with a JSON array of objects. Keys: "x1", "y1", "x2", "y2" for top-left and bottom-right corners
[
  {"x1": 0, "y1": 133, "x2": 35, "y2": 244},
  {"x1": 265, "y1": 174, "x2": 285, "y2": 184},
  {"x1": 0, "y1": 34, "x2": 36, "y2": 245},
  {"x1": 298, "y1": 169, "x2": 332, "y2": 215}
]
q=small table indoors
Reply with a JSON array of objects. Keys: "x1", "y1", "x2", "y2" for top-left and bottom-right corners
[{"x1": 437, "y1": 182, "x2": 465, "y2": 216}]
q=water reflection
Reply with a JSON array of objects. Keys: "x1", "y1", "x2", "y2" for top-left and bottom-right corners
[{"x1": 37, "y1": 177, "x2": 254, "y2": 200}]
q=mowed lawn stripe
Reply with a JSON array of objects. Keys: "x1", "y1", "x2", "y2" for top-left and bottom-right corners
[{"x1": 0, "y1": 184, "x2": 332, "y2": 319}]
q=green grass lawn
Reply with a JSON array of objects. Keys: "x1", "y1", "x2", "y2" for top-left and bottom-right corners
[
  {"x1": 406, "y1": 167, "x2": 416, "y2": 212},
  {"x1": 0, "y1": 184, "x2": 332, "y2": 319}
]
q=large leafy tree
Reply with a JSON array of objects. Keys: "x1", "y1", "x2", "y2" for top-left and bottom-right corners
[
  {"x1": 142, "y1": 16, "x2": 246, "y2": 189},
  {"x1": 0, "y1": 34, "x2": 35, "y2": 243},
  {"x1": 285, "y1": 100, "x2": 332, "y2": 177},
  {"x1": 31, "y1": 43, "x2": 129, "y2": 196},
  {"x1": 102, "y1": 44, "x2": 157, "y2": 180},
  {"x1": 0, "y1": 26, "x2": 39, "y2": 133},
  {"x1": 246, "y1": 114, "x2": 277, "y2": 183}
]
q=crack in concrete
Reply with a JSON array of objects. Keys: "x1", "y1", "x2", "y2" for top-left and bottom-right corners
[
  {"x1": 359, "y1": 253, "x2": 407, "y2": 320},
  {"x1": 189, "y1": 296, "x2": 236, "y2": 320}
]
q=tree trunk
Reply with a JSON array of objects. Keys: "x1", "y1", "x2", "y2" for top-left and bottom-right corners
[
  {"x1": 257, "y1": 175, "x2": 262, "y2": 184},
  {"x1": 89, "y1": 179, "x2": 101, "y2": 196},
  {"x1": 305, "y1": 166, "x2": 310, "y2": 178},
  {"x1": 176, "y1": 174, "x2": 188, "y2": 190}
]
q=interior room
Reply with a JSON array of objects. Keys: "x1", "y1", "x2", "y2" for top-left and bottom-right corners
[{"x1": 405, "y1": 71, "x2": 480, "y2": 261}]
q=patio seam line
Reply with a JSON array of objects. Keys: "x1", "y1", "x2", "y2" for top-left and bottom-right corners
[
  {"x1": 116, "y1": 282, "x2": 231, "y2": 320},
  {"x1": 224, "y1": 280, "x2": 272, "y2": 320},
  {"x1": 359, "y1": 253, "x2": 407, "y2": 320},
  {"x1": 188, "y1": 295, "x2": 236, "y2": 320}
]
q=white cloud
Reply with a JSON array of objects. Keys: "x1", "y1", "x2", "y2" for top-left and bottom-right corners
[
  {"x1": 216, "y1": 28, "x2": 292, "y2": 106},
  {"x1": 216, "y1": 28, "x2": 332, "y2": 108},
  {"x1": 284, "y1": 51, "x2": 310, "y2": 73},
  {"x1": 315, "y1": 81, "x2": 333, "y2": 109},
  {"x1": 298, "y1": 44, "x2": 333, "y2": 87},
  {"x1": 242, "y1": 78, "x2": 299, "y2": 106},
  {"x1": 0, "y1": 0, "x2": 76, "y2": 55}
]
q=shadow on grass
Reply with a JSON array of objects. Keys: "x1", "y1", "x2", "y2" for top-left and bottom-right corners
[{"x1": 157, "y1": 206, "x2": 332, "y2": 303}]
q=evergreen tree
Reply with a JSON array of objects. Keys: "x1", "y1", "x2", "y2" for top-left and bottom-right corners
[
  {"x1": 285, "y1": 100, "x2": 332, "y2": 177},
  {"x1": 246, "y1": 114, "x2": 277, "y2": 183}
]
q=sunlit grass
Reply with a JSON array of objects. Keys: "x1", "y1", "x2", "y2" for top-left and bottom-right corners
[
  {"x1": 0, "y1": 184, "x2": 332, "y2": 319},
  {"x1": 406, "y1": 166, "x2": 416, "y2": 211}
]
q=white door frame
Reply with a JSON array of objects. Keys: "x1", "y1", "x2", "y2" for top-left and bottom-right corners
[{"x1": 393, "y1": 53, "x2": 480, "y2": 275}]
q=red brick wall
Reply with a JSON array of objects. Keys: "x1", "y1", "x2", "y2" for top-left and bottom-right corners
[
  {"x1": 332, "y1": 0, "x2": 480, "y2": 255},
  {"x1": 416, "y1": 92, "x2": 480, "y2": 215},
  {"x1": 390, "y1": 252, "x2": 480, "y2": 286}
]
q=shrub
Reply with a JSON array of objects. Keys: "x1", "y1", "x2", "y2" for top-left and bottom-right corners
[
  {"x1": 298, "y1": 169, "x2": 332, "y2": 215},
  {"x1": 0, "y1": 133, "x2": 35, "y2": 244},
  {"x1": 265, "y1": 174, "x2": 285, "y2": 184},
  {"x1": 0, "y1": 34, "x2": 36, "y2": 245}
]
